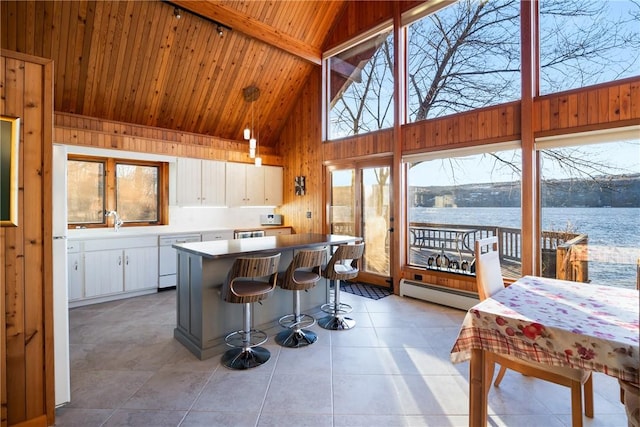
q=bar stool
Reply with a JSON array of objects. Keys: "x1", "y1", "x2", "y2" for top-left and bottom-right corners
[
  {"x1": 220, "y1": 253, "x2": 280, "y2": 370},
  {"x1": 276, "y1": 247, "x2": 327, "y2": 348},
  {"x1": 318, "y1": 242, "x2": 365, "y2": 330}
]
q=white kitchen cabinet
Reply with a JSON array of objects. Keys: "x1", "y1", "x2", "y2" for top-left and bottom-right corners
[
  {"x1": 70, "y1": 236, "x2": 158, "y2": 307},
  {"x1": 176, "y1": 158, "x2": 201, "y2": 206},
  {"x1": 67, "y1": 252, "x2": 84, "y2": 301},
  {"x1": 124, "y1": 246, "x2": 159, "y2": 291},
  {"x1": 225, "y1": 162, "x2": 283, "y2": 206},
  {"x1": 84, "y1": 249, "x2": 124, "y2": 298},
  {"x1": 264, "y1": 166, "x2": 283, "y2": 206},
  {"x1": 176, "y1": 158, "x2": 226, "y2": 206},
  {"x1": 201, "y1": 160, "x2": 226, "y2": 206},
  {"x1": 201, "y1": 230, "x2": 234, "y2": 241}
]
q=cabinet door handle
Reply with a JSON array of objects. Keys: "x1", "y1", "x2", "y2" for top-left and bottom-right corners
[
  {"x1": 125, "y1": 255, "x2": 129, "y2": 265},
  {"x1": 74, "y1": 261, "x2": 78, "y2": 271},
  {"x1": 118, "y1": 256, "x2": 122, "y2": 266}
]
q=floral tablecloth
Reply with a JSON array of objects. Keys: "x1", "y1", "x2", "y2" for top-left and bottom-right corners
[{"x1": 451, "y1": 275, "x2": 639, "y2": 383}]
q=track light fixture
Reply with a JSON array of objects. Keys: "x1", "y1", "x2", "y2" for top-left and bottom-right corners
[{"x1": 163, "y1": 1, "x2": 232, "y2": 35}]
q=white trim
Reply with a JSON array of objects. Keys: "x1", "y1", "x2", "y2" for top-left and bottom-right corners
[
  {"x1": 323, "y1": 20, "x2": 393, "y2": 59},
  {"x1": 535, "y1": 125, "x2": 640, "y2": 150},
  {"x1": 63, "y1": 144, "x2": 177, "y2": 163},
  {"x1": 402, "y1": 140, "x2": 521, "y2": 163}
]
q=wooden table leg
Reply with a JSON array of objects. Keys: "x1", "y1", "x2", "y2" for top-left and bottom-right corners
[{"x1": 469, "y1": 348, "x2": 487, "y2": 426}]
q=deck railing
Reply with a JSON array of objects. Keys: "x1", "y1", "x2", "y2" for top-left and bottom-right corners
[
  {"x1": 331, "y1": 221, "x2": 587, "y2": 280},
  {"x1": 408, "y1": 222, "x2": 585, "y2": 280}
]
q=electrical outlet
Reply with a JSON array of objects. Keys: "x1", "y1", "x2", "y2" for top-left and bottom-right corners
[{"x1": 306, "y1": 211, "x2": 312, "y2": 219}]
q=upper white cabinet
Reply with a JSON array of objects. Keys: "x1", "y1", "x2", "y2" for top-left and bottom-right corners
[
  {"x1": 176, "y1": 158, "x2": 226, "y2": 206},
  {"x1": 264, "y1": 166, "x2": 283, "y2": 206},
  {"x1": 225, "y1": 162, "x2": 283, "y2": 206}
]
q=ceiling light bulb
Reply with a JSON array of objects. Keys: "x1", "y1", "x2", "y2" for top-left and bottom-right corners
[
  {"x1": 249, "y1": 138, "x2": 256, "y2": 149},
  {"x1": 217, "y1": 25, "x2": 223, "y2": 37},
  {"x1": 174, "y1": 7, "x2": 181, "y2": 19},
  {"x1": 249, "y1": 148, "x2": 256, "y2": 158},
  {"x1": 243, "y1": 128, "x2": 250, "y2": 140},
  {"x1": 254, "y1": 157, "x2": 262, "y2": 167}
]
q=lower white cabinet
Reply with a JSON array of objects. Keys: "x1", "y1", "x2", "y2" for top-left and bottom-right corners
[
  {"x1": 84, "y1": 250, "x2": 125, "y2": 298},
  {"x1": 69, "y1": 236, "x2": 158, "y2": 307},
  {"x1": 124, "y1": 246, "x2": 159, "y2": 291},
  {"x1": 67, "y1": 251, "x2": 84, "y2": 302},
  {"x1": 202, "y1": 230, "x2": 234, "y2": 241}
]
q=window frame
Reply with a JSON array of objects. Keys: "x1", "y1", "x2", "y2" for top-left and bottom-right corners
[{"x1": 67, "y1": 155, "x2": 169, "y2": 229}]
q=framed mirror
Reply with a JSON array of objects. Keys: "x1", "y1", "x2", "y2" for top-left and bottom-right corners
[{"x1": 1, "y1": 116, "x2": 20, "y2": 226}]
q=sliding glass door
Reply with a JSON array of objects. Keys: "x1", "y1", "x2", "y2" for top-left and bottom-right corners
[{"x1": 328, "y1": 160, "x2": 392, "y2": 287}]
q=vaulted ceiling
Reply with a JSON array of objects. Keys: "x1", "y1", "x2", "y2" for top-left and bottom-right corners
[{"x1": 1, "y1": 0, "x2": 348, "y2": 148}]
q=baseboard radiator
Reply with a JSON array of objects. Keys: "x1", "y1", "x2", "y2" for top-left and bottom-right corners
[{"x1": 399, "y1": 279, "x2": 479, "y2": 311}]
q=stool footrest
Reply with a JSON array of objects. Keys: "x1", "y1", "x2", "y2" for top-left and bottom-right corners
[
  {"x1": 224, "y1": 329, "x2": 268, "y2": 349},
  {"x1": 278, "y1": 313, "x2": 316, "y2": 330},
  {"x1": 320, "y1": 302, "x2": 353, "y2": 315}
]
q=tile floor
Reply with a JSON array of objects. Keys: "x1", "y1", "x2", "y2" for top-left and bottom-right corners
[{"x1": 56, "y1": 289, "x2": 628, "y2": 426}]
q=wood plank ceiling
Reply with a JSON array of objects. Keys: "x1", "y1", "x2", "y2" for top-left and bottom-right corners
[{"x1": 0, "y1": 0, "x2": 347, "y2": 149}]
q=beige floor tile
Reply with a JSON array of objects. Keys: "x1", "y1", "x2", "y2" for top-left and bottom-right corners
[
  {"x1": 180, "y1": 411, "x2": 259, "y2": 427},
  {"x1": 60, "y1": 289, "x2": 630, "y2": 427},
  {"x1": 102, "y1": 409, "x2": 187, "y2": 427}
]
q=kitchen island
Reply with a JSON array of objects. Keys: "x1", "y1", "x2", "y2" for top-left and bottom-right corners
[{"x1": 173, "y1": 233, "x2": 359, "y2": 359}]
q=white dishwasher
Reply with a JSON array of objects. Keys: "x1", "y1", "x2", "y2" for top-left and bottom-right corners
[{"x1": 158, "y1": 234, "x2": 201, "y2": 289}]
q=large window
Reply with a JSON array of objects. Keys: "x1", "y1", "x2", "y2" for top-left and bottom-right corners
[
  {"x1": 407, "y1": 145, "x2": 522, "y2": 279},
  {"x1": 326, "y1": 26, "x2": 394, "y2": 140},
  {"x1": 538, "y1": 131, "x2": 640, "y2": 288},
  {"x1": 67, "y1": 156, "x2": 167, "y2": 228},
  {"x1": 539, "y1": 0, "x2": 640, "y2": 94},
  {"x1": 407, "y1": 0, "x2": 521, "y2": 122}
]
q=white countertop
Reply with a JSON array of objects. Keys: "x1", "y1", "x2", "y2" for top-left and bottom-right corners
[{"x1": 67, "y1": 225, "x2": 291, "y2": 240}]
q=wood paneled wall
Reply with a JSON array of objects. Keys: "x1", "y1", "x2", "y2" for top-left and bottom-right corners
[
  {"x1": 323, "y1": 129, "x2": 394, "y2": 161},
  {"x1": 533, "y1": 76, "x2": 640, "y2": 136},
  {"x1": 275, "y1": 69, "x2": 324, "y2": 234},
  {"x1": 54, "y1": 112, "x2": 282, "y2": 165},
  {"x1": 402, "y1": 102, "x2": 521, "y2": 153},
  {"x1": 1, "y1": 50, "x2": 53, "y2": 427}
]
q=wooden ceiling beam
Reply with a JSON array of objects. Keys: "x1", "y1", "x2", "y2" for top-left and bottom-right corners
[{"x1": 170, "y1": 0, "x2": 322, "y2": 65}]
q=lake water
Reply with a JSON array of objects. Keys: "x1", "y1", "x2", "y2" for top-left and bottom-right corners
[{"x1": 410, "y1": 207, "x2": 640, "y2": 289}]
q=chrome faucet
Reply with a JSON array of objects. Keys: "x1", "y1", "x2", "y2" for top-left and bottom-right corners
[{"x1": 105, "y1": 210, "x2": 124, "y2": 231}]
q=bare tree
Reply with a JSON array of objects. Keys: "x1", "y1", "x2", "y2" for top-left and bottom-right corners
[{"x1": 329, "y1": 0, "x2": 639, "y2": 184}]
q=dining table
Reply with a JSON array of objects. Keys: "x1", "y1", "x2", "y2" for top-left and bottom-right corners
[{"x1": 450, "y1": 275, "x2": 640, "y2": 426}]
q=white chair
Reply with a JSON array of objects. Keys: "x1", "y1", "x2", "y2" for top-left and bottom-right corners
[{"x1": 475, "y1": 236, "x2": 593, "y2": 427}]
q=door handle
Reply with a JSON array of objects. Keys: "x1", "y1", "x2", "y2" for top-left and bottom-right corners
[{"x1": 388, "y1": 227, "x2": 394, "y2": 232}]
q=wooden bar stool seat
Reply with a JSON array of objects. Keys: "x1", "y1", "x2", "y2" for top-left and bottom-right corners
[
  {"x1": 220, "y1": 253, "x2": 280, "y2": 369},
  {"x1": 276, "y1": 247, "x2": 327, "y2": 348}
]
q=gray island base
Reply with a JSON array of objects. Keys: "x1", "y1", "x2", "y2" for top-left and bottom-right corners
[{"x1": 172, "y1": 233, "x2": 359, "y2": 360}]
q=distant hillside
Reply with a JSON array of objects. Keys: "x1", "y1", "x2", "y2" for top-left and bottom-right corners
[{"x1": 410, "y1": 173, "x2": 640, "y2": 208}]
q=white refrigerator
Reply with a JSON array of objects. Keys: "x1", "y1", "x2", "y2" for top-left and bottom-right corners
[{"x1": 52, "y1": 144, "x2": 71, "y2": 406}]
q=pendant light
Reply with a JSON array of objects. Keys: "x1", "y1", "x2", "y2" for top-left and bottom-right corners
[{"x1": 242, "y1": 86, "x2": 261, "y2": 165}]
